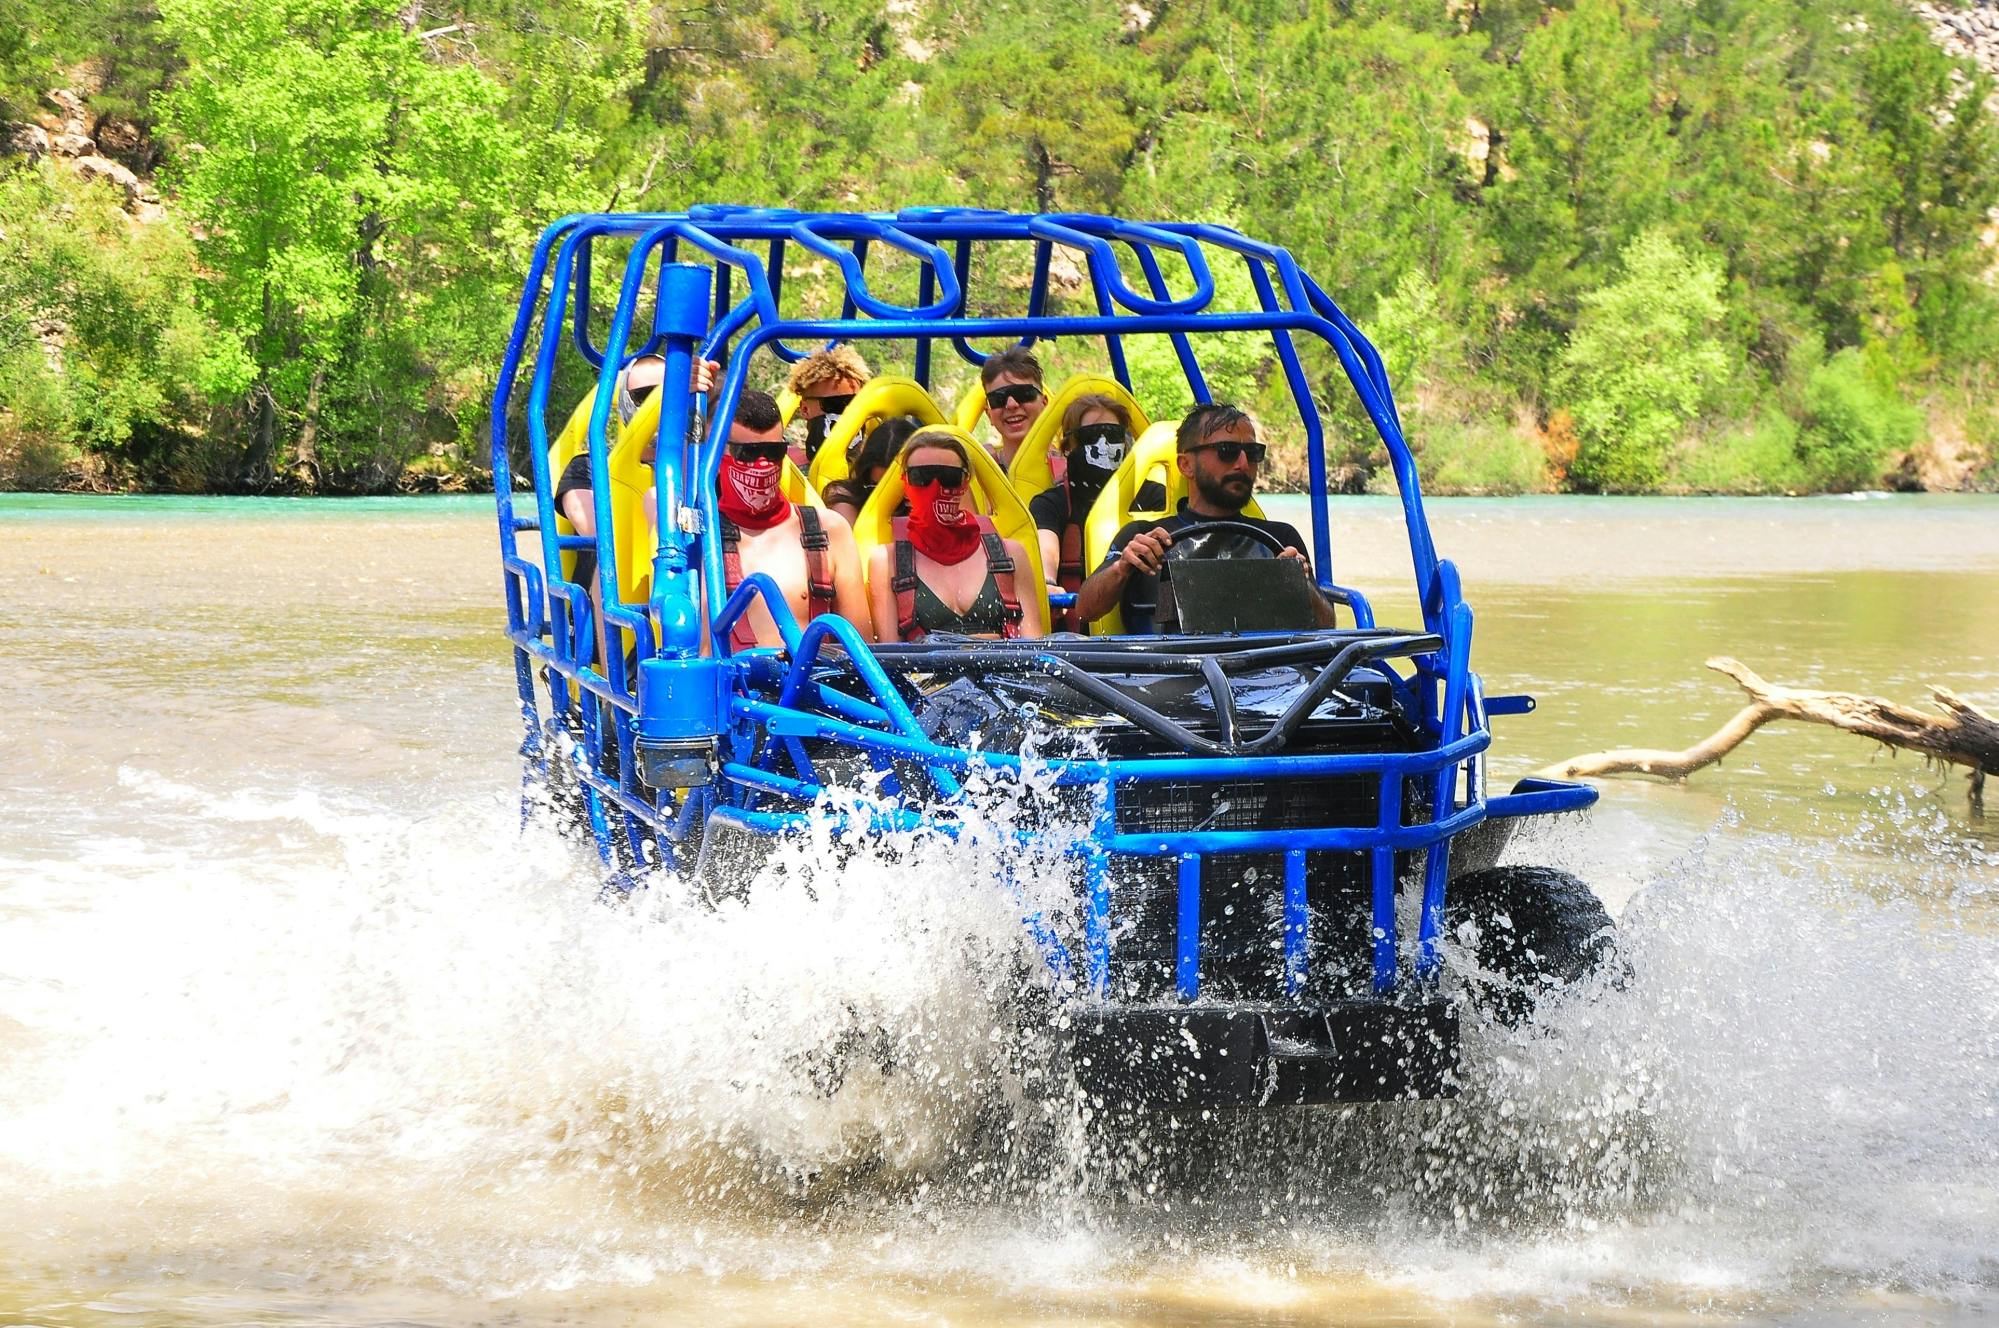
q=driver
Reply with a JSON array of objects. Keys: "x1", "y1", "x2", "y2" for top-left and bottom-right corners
[{"x1": 1073, "y1": 404, "x2": 1337, "y2": 633}]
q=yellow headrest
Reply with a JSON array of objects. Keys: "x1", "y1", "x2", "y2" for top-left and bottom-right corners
[
  {"x1": 1080, "y1": 418, "x2": 1264, "y2": 636},
  {"x1": 952, "y1": 379, "x2": 986, "y2": 432},
  {"x1": 545, "y1": 387, "x2": 601, "y2": 586},
  {"x1": 776, "y1": 387, "x2": 800, "y2": 427},
  {"x1": 805, "y1": 376, "x2": 948, "y2": 492},
  {"x1": 1006, "y1": 375, "x2": 1152, "y2": 502},
  {"x1": 852, "y1": 424, "x2": 1049, "y2": 628}
]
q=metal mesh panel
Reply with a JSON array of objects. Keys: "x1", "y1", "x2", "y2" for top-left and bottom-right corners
[{"x1": 1112, "y1": 775, "x2": 1378, "y2": 835}]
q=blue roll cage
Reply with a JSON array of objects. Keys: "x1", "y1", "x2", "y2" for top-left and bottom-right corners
[{"x1": 489, "y1": 205, "x2": 1593, "y2": 1002}]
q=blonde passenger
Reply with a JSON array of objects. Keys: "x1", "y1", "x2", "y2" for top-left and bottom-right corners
[
  {"x1": 785, "y1": 345, "x2": 873, "y2": 470},
  {"x1": 866, "y1": 429, "x2": 1045, "y2": 642}
]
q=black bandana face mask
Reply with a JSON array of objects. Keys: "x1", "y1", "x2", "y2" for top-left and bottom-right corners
[
  {"x1": 804, "y1": 411, "x2": 843, "y2": 453},
  {"x1": 1068, "y1": 422, "x2": 1129, "y2": 495}
]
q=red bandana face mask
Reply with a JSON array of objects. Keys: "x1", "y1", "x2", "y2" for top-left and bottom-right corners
[
  {"x1": 905, "y1": 476, "x2": 982, "y2": 564},
  {"x1": 717, "y1": 452, "x2": 788, "y2": 530}
]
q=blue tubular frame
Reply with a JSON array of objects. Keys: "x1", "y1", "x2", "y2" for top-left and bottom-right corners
[{"x1": 490, "y1": 206, "x2": 1595, "y2": 996}]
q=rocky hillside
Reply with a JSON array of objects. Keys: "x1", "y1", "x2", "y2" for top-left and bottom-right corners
[
  {"x1": 2, "y1": 88, "x2": 163, "y2": 224},
  {"x1": 1910, "y1": 0, "x2": 1999, "y2": 77}
]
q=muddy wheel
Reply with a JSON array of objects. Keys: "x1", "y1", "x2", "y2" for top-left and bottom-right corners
[{"x1": 1446, "y1": 864, "x2": 1617, "y2": 1024}]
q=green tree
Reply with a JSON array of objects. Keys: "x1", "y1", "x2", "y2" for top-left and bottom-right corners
[
  {"x1": 1556, "y1": 229, "x2": 1731, "y2": 491},
  {"x1": 0, "y1": 162, "x2": 220, "y2": 484},
  {"x1": 1492, "y1": 0, "x2": 1671, "y2": 321},
  {"x1": 1795, "y1": 347, "x2": 1921, "y2": 490},
  {"x1": 157, "y1": 0, "x2": 639, "y2": 485}
]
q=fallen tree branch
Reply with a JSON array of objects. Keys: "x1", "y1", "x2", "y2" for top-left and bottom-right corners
[{"x1": 1534, "y1": 658, "x2": 1999, "y2": 807}]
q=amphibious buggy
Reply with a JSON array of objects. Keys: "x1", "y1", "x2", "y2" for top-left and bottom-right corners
[{"x1": 490, "y1": 207, "x2": 1608, "y2": 1109}]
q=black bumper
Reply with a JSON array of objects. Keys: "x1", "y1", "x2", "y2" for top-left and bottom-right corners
[{"x1": 1069, "y1": 998, "x2": 1459, "y2": 1107}]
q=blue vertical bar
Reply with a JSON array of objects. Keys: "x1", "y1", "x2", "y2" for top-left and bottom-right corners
[
  {"x1": 914, "y1": 262, "x2": 935, "y2": 385},
  {"x1": 1132, "y1": 243, "x2": 1210, "y2": 402},
  {"x1": 1372, "y1": 775, "x2": 1402, "y2": 993},
  {"x1": 1245, "y1": 257, "x2": 1333, "y2": 587},
  {"x1": 1416, "y1": 601, "x2": 1473, "y2": 979},
  {"x1": 1175, "y1": 852, "x2": 1201, "y2": 1001},
  {"x1": 1085, "y1": 793, "x2": 1113, "y2": 997},
  {"x1": 1282, "y1": 849, "x2": 1308, "y2": 996}
]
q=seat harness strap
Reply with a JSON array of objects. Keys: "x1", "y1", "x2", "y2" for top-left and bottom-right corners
[{"x1": 721, "y1": 506, "x2": 834, "y2": 650}]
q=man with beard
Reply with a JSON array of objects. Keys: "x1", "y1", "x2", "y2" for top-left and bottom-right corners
[
  {"x1": 1073, "y1": 403, "x2": 1336, "y2": 633},
  {"x1": 694, "y1": 389, "x2": 872, "y2": 648},
  {"x1": 977, "y1": 347, "x2": 1048, "y2": 471},
  {"x1": 786, "y1": 345, "x2": 873, "y2": 471}
]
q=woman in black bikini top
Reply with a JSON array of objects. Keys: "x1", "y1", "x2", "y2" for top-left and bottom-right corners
[{"x1": 864, "y1": 428, "x2": 1047, "y2": 643}]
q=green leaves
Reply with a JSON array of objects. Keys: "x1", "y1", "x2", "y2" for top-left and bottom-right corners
[
  {"x1": 1557, "y1": 230, "x2": 1731, "y2": 492},
  {"x1": 3, "y1": 0, "x2": 1995, "y2": 492}
]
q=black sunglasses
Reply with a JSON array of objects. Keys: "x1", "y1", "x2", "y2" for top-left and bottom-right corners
[
  {"x1": 1067, "y1": 422, "x2": 1128, "y2": 450},
  {"x1": 905, "y1": 463, "x2": 968, "y2": 490},
  {"x1": 728, "y1": 441, "x2": 788, "y2": 465},
  {"x1": 805, "y1": 392, "x2": 856, "y2": 416},
  {"x1": 985, "y1": 384, "x2": 1043, "y2": 409},
  {"x1": 1188, "y1": 440, "x2": 1267, "y2": 466}
]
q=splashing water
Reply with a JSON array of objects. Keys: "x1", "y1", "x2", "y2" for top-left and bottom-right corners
[{"x1": 3, "y1": 743, "x2": 1996, "y2": 1323}]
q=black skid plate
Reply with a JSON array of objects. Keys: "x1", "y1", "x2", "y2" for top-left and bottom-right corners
[{"x1": 1069, "y1": 998, "x2": 1459, "y2": 1107}]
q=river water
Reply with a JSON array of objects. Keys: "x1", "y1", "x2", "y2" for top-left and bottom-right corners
[{"x1": 2, "y1": 492, "x2": 1996, "y2": 1326}]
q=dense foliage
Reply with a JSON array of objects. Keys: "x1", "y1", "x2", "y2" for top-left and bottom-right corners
[{"x1": 2, "y1": 0, "x2": 1996, "y2": 493}]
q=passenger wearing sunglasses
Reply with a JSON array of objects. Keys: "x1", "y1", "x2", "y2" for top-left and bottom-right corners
[
  {"x1": 1027, "y1": 394, "x2": 1165, "y2": 632},
  {"x1": 977, "y1": 347, "x2": 1049, "y2": 470},
  {"x1": 1074, "y1": 403, "x2": 1334, "y2": 633},
  {"x1": 678, "y1": 389, "x2": 872, "y2": 650},
  {"x1": 866, "y1": 429, "x2": 1046, "y2": 642},
  {"x1": 786, "y1": 345, "x2": 873, "y2": 470}
]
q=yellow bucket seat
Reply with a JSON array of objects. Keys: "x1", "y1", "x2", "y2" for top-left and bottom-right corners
[
  {"x1": 1005, "y1": 374, "x2": 1152, "y2": 503},
  {"x1": 804, "y1": 376, "x2": 948, "y2": 493},
  {"x1": 851, "y1": 424, "x2": 1049, "y2": 634},
  {"x1": 1080, "y1": 419, "x2": 1266, "y2": 636}
]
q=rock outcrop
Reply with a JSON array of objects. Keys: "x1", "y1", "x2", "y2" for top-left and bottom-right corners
[
  {"x1": 2, "y1": 87, "x2": 164, "y2": 223},
  {"x1": 1909, "y1": 0, "x2": 1999, "y2": 76}
]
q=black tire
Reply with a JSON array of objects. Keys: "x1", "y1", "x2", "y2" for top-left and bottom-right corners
[{"x1": 1446, "y1": 864, "x2": 1617, "y2": 1024}]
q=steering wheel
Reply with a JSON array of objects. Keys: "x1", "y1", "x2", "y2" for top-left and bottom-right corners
[{"x1": 1162, "y1": 519, "x2": 1288, "y2": 565}]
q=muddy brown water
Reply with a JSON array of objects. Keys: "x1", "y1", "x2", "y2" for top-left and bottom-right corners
[{"x1": 2, "y1": 492, "x2": 1996, "y2": 1326}]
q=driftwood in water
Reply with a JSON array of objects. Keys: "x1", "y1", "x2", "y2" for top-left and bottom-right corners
[{"x1": 1535, "y1": 657, "x2": 1999, "y2": 808}]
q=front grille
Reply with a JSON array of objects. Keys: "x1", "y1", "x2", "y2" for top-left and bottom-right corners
[
  {"x1": 1106, "y1": 850, "x2": 1375, "y2": 1002},
  {"x1": 1113, "y1": 775, "x2": 1378, "y2": 835},
  {"x1": 1100, "y1": 775, "x2": 1405, "y2": 1002}
]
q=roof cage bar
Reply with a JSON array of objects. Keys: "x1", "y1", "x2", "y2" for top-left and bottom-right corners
[
  {"x1": 762, "y1": 236, "x2": 811, "y2": 365},
  {"x1": 1240, "y1": 250, "x2": 1335, "y2": 580},
  {"x1": 1126, "y1": 239, "x2": 1210, "y2": 403},
  {"x1": 1166, "y1": 223, "x2": 1313, "y2": 313},
  {"x1": 1027, "y1": 215, "x2": 1215, "y2": 316},
  {"x1": 914, "y1": 260, "x2": 935, "y2": 385},
  {"x1": 523, "y1": 216, "x2": 687, "y2": 651},
  {"x1": 839, "y1": 236, "x2": 866, "y2": 322},
  {"x1": 786, "y1": 217, "x2": 962, "y2": 320}
]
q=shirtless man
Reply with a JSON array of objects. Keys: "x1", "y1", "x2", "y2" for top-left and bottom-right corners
[
  {"x1": 708, "y1": 389, "x2": 872, "y2": 647},
  {"x1": 978, "y1": 346, "x2": 1048, "y2": 471}
]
